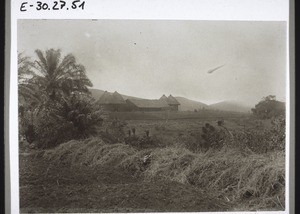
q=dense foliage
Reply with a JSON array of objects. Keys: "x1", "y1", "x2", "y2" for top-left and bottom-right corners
[
  {"x1": 251, "y1": 95, "x2": 285, "y2": 119},
  {"x1": 18, "y1": 49, "x2": 103, "y2": 148},
  {"x1": 33, "y1": 94, "x2": 104, "y2": 148}
]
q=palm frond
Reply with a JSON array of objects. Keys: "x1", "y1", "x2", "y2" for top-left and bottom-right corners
[{"x1": 45, "y1": 49, "x2": 61, "y2": 75}]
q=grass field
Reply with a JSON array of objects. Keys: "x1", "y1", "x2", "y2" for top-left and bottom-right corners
[
  {"x1": 109, "y1": 110, "x2": 249, "y2": 120},
  {"x1": 19, "y1": 113, "x2": 285, "y2": 212}
]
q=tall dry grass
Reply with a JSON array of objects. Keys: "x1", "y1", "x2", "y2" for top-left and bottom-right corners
[
  {"x1": 119, "y1": 145, "x2": 285, "y2": 210},
  {"x1": 43, "y1": 135, "x2": 285, "y2": 211},
  {"x1": 43, "y1": 137, "x2": 137, "y2": 167}
]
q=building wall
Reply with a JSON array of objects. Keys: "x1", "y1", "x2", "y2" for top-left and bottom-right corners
[
  {"x1": 138, "y1": 107, "x2": 163, "y2": 112},
  {"x1": 101, "y1": 104, "x2": 128, "y2": 112},
  {"x1": 123, "y1": 100, "x2": 180, "y2": 112},
  {"x1": 125, "y1": 100, "x2": 139, "y2": 111},
  {"x1": 168, "y1": 105, "x2": 179, "y2": 111},
  {"x1": 125, "y1": 100, "x2": 167, "y2": 112}
]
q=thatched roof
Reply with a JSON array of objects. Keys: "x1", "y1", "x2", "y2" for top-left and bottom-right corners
[
  {"x1": 98, "y1": 91, "x2": 113, "y2": 104},
  {"x1": 98, "y1": 91, "x2": 125, "y2": 104},
  {"x1": 160, "y1": 94, "x2": 180, "y2": 105},
  {"x1": 112, "y1": 91, "x2": 126, "y2": 104},
  {"x1": 167, "y1": 95, "x2": 180, "y2": 105},
  {"x1": 159, "y1": 94, "x2": 168, "y2": 102},
  {"x1": 127, "y1": 98, "x2": 169, "y2": 108}
]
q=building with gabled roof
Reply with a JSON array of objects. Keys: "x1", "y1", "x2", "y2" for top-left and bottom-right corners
[
  {"x1": 112, "y1": 91, "x2": 126, "y2": 104},
  {"x1": 167, "y1": 94, "x2": 180, "y2": 111},
  {"x1": 98, "y1": 91, "x2": 126, "y2": 111},
  {"x1": 159, "y1": 94, "x2": 180, "y2": 111},
  {"x1": 126, "y1": 98, "x2": 169, "y2": 111},
  {"x1": 98, "y1": 91, "x2": 114, "y2": 104},
  {"x1": 98, "y1": 91, "x2": 181, "y2": 112},
  {"x1": 159, "y1": 94, "x2": 169, "y2": 102}
]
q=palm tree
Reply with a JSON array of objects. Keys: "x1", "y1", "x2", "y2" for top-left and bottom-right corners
[
  {"x1": 31, "y1": 49, "x2": 93, "y2": 101},
  {"x1": 18, "y1": 50, "x2": 94, "y2": 139},
  {"x1": 18, "y1": 52, "x2": 40, "y2": 104},
  {"x1": 18, "y1": 52, "x2": 38, "y2": 143}
]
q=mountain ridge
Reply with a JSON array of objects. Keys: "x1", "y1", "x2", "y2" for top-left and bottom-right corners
[{"x1": 209, "y1": 100, "x2": 251, "y2": 113}]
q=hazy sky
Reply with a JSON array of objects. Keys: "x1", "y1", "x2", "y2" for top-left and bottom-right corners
[{"x1": 18, "y1": 20, "x2": 287, "y2": 106}]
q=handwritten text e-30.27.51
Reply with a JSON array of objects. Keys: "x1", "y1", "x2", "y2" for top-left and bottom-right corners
[{"x1": 20, "y1": 0, "x2": 85, "y2": 12}]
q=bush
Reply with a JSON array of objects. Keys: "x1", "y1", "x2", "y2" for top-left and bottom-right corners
[
  {"x1": 251, "y1": 95, "x2": 285, "y2": 119},
  {"x1": 184, "y1": 123, "x2": 229, "y2": 153},
  {"x1": 231, "y1": 116, "x2": 285, "y2": 153},
  {"x1": 200, "y1": 123, "x2": 227, "y2": 151},
  {"x1": 186, "y1": 117, "x2": 285, "y2": 154},
  {"x1": 34, "y1": 94, "x2": 104, "y2": 148},
  {"x1": 34, "y1": 112, "x2": 75, "y2": 148}
]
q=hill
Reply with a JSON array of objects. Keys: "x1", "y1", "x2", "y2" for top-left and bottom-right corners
[
  {"x1": 174, "y1": 97, "x2": 208, "y2": 111},
  {"x1": 209, "y1": 101, "x2": 251, "y2": 113}
]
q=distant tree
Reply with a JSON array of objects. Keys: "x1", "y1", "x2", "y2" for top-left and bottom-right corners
[{"x1": 251, "y1": 95, "x2": 285, "y2": 119}]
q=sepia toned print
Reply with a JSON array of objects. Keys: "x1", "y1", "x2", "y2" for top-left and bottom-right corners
[{"x1": 18, "y1": 19, "x2": 286, "y2": 213}]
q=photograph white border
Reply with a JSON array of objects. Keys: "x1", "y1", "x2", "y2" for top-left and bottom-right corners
[{"x1": 8, "y1": 0, "x2": 290, "y2": 213}]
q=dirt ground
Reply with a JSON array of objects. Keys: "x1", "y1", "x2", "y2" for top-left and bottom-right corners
[{"x1": 19, "y1": 152, "x2": 231, "y2": 213}]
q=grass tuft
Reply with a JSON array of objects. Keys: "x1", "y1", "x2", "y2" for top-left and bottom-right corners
[{"x1": 43, "y1": 137, "x2": 137, "y2": 167}]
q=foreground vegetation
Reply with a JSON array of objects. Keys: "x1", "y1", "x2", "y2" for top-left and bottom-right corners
[
  {"x1": 20, "y1": 116, "x2": 285, "y2": 212},
  {"x1": 18, "y1": 49, "x2": 286, "y2": 212}
]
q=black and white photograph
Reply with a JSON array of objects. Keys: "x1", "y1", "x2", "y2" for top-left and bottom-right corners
[{"x1": 17, "y1": 19, "x2": 287, "y2": 213}]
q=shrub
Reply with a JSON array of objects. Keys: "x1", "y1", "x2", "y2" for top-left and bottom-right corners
[
  {"x1": 188, "y1": 117, "x2": 286, "y2": 154},
  {"x1": 34, "y1": 94, "x2": 104, "y2": 148},
  {"x1": 97, "y1": 119, "x2": 127, "y2": 144},
  {"x1": 231, "y1": 116, "x2": 285, "y2": 153},
  {"x1": 201, "y1": 123, "x2": 227, "y2": 150},
  {"x1": 185, "y1": 123, "x2": 229, "y2": 152},
  {"x1": 251, "y1": 95, "x2": 285, "y2": 119},
  {"x1": 34, "y1": 112, "x2": 75, "y2": 148}
]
